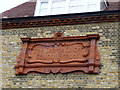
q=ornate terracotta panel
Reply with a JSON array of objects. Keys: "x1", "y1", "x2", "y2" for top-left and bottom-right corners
[{"x1": 15, "y1": 32, "x2": 100, "y2": 74}]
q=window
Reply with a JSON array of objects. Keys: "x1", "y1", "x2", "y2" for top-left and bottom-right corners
[
  {"x1": 87, "y1": 0, "x2": 99, "y2": 12},
  {"x1": 51, "y1": 0, "x2": 66, "y2": 14},
  {"x1": 69, "y1": 0, "x2": 85, "y2": 13},
  {"x1": 39, "y1": 2, "x2": 48, "y2": 15},
  {"x1": 34, "y1": 0, "x2": 108, "y2": 16}
]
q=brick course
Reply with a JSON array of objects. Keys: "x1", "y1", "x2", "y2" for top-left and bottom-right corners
[{"x1": 1, "y1": 10, "x2": 120, "y2": 29}]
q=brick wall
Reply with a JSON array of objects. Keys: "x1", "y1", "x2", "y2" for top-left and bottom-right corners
[{"x1": 1, "y1": 22, "x2": 119, "y2": 88}]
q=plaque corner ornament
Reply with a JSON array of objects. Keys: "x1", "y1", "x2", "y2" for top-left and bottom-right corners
[{"x1": 15, "y1": 32, "x2": 100, "y2": 74}]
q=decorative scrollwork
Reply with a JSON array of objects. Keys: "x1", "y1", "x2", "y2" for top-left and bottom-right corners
[{"x1": 15, "y1": 32, "x2": 100, "y2": 74}]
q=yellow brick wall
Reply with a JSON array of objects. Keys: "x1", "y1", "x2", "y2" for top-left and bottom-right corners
[{"x1": 1, "y1": 22, "x2": 119, "y2": 88}]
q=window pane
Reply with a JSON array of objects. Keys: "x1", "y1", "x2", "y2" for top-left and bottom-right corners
[
  {"x1": 40, "y1": 2, "x2": 48, "y2": 9},
  {"x1": 87, "y1": 4, "x2": 97, "y2": 11},
  {"x1": 52, "y1": 0, "x2": 65, "y2": 8},
  {"x1": 51, "y1": 8, "x2": 65, "y2": 14},
  {"x1": 51, "y1": 0, "x2": 66, "y2": 14},
  {"x1": 70, "y1": 0, "x2": 84, "y2": 6},
  {"x1": 39, "y1": 2, "x2": 48, "y2": 15},
  {"x1": 88, "y1": 0, "x2": 97, "y2": 4},
  {"x1": 69, "y1": 0, "x2": 85, "y2": 13},
  {"x1": 39, "y1": 9, "x2": 47, "y2": 15},
  {"x1": 69, "y1": 6, "x2": 84, "y2": 13}
]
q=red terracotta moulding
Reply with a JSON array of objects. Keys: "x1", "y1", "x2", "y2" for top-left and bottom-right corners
[
  {"x1": 2, "y1": 12, "x2": 120, "y2": 29},
  {"x1": 15, "y1": 32, "x2": 100, "y2": 74}
]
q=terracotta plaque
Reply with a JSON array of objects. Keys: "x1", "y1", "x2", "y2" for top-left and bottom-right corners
[{"x1": 15, "y1": 32, "x2": 100, "y2": 74}]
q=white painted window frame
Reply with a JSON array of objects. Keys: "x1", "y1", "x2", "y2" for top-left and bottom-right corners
[{"x1": 34, "y1": 0, "x2": 107, "y2": 16}]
